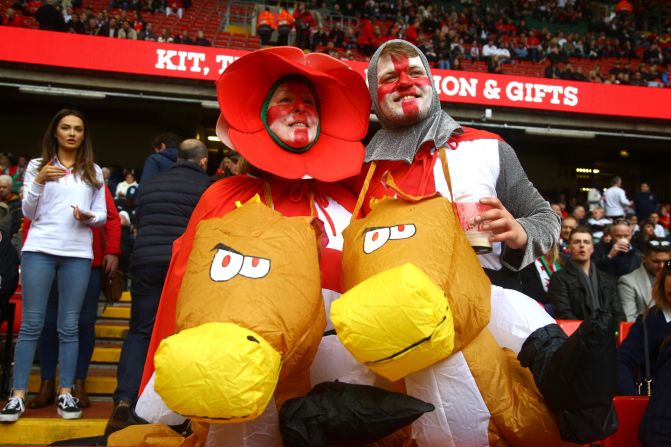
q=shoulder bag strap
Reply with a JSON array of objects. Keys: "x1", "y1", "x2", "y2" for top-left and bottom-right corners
[{"x1": 642, "y1": 313, "x2": 652, "y2": 396}]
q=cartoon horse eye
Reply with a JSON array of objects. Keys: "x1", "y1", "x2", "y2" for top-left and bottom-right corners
[
  {"x1": 390, "y1": 224, "x2": 416, "y2": 240},
  {"x1": 210, "y1": 249, "x2": 244, "y2": 281},
  {"x1": 363, "y1": 227, "x2": 390, "y2": 254},
  {"x1": 239, "y1": 256, "x2": 271, "y2": 279}
]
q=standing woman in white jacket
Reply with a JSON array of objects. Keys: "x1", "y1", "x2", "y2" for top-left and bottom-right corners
[{"x1": 0, "y1": 109, "x2": 106, "y2": 422}]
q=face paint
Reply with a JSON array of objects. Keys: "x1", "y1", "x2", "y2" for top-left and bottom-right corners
[
  {"x1": 376, "y1": 54, "x2": 433, "y2": 126},
  {"x1": 266, "y1": 80, "x2": 319, "y2": 149}
]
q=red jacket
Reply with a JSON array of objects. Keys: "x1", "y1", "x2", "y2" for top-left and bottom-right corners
[
  {"x1": 356, "y1": 18, "x2": 375, "y2": 45},
  {"x1": 21, "y1": 185, "x2": 120, "y2": 266},
  {"x1": 92, "y1": 185, "x2": 121, "y2": 267}
]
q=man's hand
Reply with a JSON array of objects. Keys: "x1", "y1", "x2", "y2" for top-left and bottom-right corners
[
  {"x1": 608, "y1": 239, "x2": 630, "y2": 259},
  {"x1": 475, "y1": 197, "x2": 528, "y2": 250},
  {"x1": 102, "y1": 254, "x2": 119, "y2": 275}
]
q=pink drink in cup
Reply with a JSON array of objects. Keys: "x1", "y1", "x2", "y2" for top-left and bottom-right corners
[{"x1": 455, "y1": 199, "x2": 495, "y2": 254}]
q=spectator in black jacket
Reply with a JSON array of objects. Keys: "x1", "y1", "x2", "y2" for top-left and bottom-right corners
[
  {"x1": 0, "y1": 229, "x2": 19, "y2": 308},
  {"x1": 106, "y1": 139, "x2": 211, "y2": 435},
  {"x1": 594, "y1": 219, "x2": 642, "y2": 277},
  {"x1": 549, "y1": 226, "x2": 625, "y2": 321},
  {"x1": 633, "y1": 182, "x2": 659, "y2": 222},
  {"x1": 639, "y1": 334, "x2": 671, "y2": 446},
  {"x1": 139, "y1": 132, "x2": 180, "y2": 183},
  {"x1": 35, "y1": 0, "x2": 65, "y2": 31},
  {"x1": 617, "y1": 262, "x2": 671, "y2": 397}
]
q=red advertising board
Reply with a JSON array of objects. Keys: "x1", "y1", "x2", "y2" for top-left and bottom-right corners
[{"x1": 2, "y1": 27, "x2": 670, "y2": 120}]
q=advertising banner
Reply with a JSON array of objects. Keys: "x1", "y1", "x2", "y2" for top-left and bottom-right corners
[{"x1": 2, "y1": 27, "x2": 670, "y2": 120}]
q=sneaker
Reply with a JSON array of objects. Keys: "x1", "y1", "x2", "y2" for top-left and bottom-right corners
[
  {"x1": 57, "y1": 393, "x2": 82, "y2": 420},
  {"x1": 0, "y1": 396, "x2": 25, "y2": 423}
]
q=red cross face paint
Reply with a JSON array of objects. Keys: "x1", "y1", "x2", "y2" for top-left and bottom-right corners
[
  {"x1": 266, "y1": 80, "x2": 319, "y2": 149},
  {"x1": 376, "y1": 54, "x2": 433, "y2": 126}
]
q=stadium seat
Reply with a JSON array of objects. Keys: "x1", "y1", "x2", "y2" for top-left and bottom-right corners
[
  {"x1": 618, "y1": 321, "x2": 634, "y2": 346},
  {"x1": 0, "y1": 292, "x2": 21, "y2": 334},
  {"x1": 600, "y1": 396, "x2": 649, "y2": 447},
  {"x1": 556, "y1": 319, "x2": 582, "y2": 336}
]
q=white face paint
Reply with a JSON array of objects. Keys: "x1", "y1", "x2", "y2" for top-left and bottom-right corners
[{"x1": 376, "y1": 54, "x2": 433, "y2": 126}]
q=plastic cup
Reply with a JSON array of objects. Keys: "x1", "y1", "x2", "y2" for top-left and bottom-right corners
[{"x1": 455, "y1": 201, "x2": 494, "y2": 254}]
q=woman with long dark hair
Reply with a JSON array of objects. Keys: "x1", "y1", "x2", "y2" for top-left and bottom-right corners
[{"x1": 0, "y1": 109, "x2": 106, "y2": 422}]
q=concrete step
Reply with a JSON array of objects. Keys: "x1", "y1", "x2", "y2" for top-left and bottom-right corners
[
  {"x1": 100, "y1": 305, "x2": 131, "y2": 320},
  {"x1": 29, "y1": 368, "x2": 117, "y2": 395},
  {"x1": 0, "y1": 402, "x2": 111, "y2": 445},
  {"x1": 94, "y1": 323, "x2": 128, "y2": 340}
]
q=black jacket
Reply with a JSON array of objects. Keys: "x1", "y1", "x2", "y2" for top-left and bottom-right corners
[
  {"x1": 639, "y1": 333, "x2": 671, "y2": 446},
  {"x1": 548, "y1": 260, "x2": 625, "y2": 322},
  {"x1": 617, "y1": 307, "x2": 671, "y2": 396},
  {"x1": 0, "y1": 229, "x2": 19, "y2": 306},
  {"x1": 36, "y1": 4, "x2": 66, "y2": 31},
  {"x1": 593, "y1": 240, "x2": 642, "y2": 277},
  {"x1": 131, "y1": 160, "x2": 211, "y2": 268}
]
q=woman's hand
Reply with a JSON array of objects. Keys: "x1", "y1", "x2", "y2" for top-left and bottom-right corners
[
  {"x1": 35, "y1": 162, "x2": 67, "y2": 185},
  {"x1": 103, "y1": 254, "x2": 119, "y2": 274},
  {"x1": 475, "y1": 197, "x2": 528, "y2": 250},
  {"x1": 72, "y1": 205, "x2": 95, "y2": 222}
]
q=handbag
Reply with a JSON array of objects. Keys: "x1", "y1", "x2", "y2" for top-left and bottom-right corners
[{"x1": 102, "y1": 269, "x2": 125, "y2": 303}]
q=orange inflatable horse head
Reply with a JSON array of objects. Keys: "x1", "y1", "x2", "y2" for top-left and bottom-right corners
[
  {"x1": 332, "y1": 179, "x2": 491, "y2": 381},
  {"x1": 153, "y1": 201, "x2": 326, "y2": 423}
]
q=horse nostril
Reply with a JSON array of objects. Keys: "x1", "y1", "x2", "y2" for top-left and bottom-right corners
[{"x1": 247, "y1": 335, "x2": 260, "y2": 343}]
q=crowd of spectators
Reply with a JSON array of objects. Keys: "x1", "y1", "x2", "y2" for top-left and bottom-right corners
[
  {"x1": 252, "y1": 0, "x2": 670, "y2": 87},
  {"x1": 0, "y1": 0, "x2": 212, "y2": 46},
  {"x1": 2, "y1": 0, "x2": 670, "y2": 86},
  {"x1": 526, "y1": 179, "x2": 671, "y2": 320}
]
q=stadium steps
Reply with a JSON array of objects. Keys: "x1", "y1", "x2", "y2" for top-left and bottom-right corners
[{"x1": 0, "y1": 291, "x2": 132, "y2": 445}]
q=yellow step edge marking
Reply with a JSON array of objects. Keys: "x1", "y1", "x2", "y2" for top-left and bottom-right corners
[
  {"x1": 120, "y1": 291, "x2": 131, "y2": 302},
  {"x1": 100, "y1": 306, "x2": 131, "y2": 319},
  {"x1": 91, "y1": 346, "x2": 121, "y2": 363},
  {"x1": 95, "y1": 324, "x2": 128, "y2": 339},
  {"x1": 0, "y1": 418, "x2": 106, "y2": 445}
]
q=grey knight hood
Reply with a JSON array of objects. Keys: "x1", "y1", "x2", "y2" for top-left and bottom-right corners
[{"x1": 365, "y1": 39, "x2": 462, "y2": 164}]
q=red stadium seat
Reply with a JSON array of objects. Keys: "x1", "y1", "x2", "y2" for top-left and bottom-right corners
[
  {"x1": 0, "y1": 292, "x2": 21, "y2": 334},
  {"x1": 600, "y1": 396, "x2": 649, "y2": 447},
  {"x1": 556, "y1": 319, "x2": 582, "y2": 336},
  {"x1": 618, "y1": 321, "x2": 634, "y2": 346}
]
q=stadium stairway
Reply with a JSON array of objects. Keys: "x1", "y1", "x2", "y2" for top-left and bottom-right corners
[{"x1": 0, "y1": 291, "x2": 131, "y2": 445}]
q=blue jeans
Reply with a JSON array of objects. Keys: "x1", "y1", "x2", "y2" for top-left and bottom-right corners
[
  {"x1": 113, "y1": 264, "x2": 167, "y2": 403},
  {"x1": 13, "y1": 252, "x2": 91, "y2": 391},
  {"x1": 38, "y1": 267, "x2": 101, "y2": 381}
]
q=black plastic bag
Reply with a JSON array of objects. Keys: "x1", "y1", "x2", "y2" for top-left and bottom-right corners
[{"x1": 280, "y1": 381, "x2": 434, "y2": 447}]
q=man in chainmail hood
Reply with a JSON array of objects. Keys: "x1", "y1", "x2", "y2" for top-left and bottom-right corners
[
  {"x1": 363, "y1": 39, "x2": 559, "y2": 287},
  {"x1": 359, "y1": 40, "x2": 618, "y2": 444}
]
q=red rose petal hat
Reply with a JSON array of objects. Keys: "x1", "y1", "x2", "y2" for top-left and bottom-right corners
[{"x1": 215, "y1": 47, "x2": 371, "y2": 182}]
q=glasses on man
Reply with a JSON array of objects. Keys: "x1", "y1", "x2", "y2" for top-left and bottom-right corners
[
  {"x1": 613, "y1": 219, "x2": 631, "y2": 226},
  {"x1": 649, "y1": 240, "x2": 670, "y2": 247}
]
